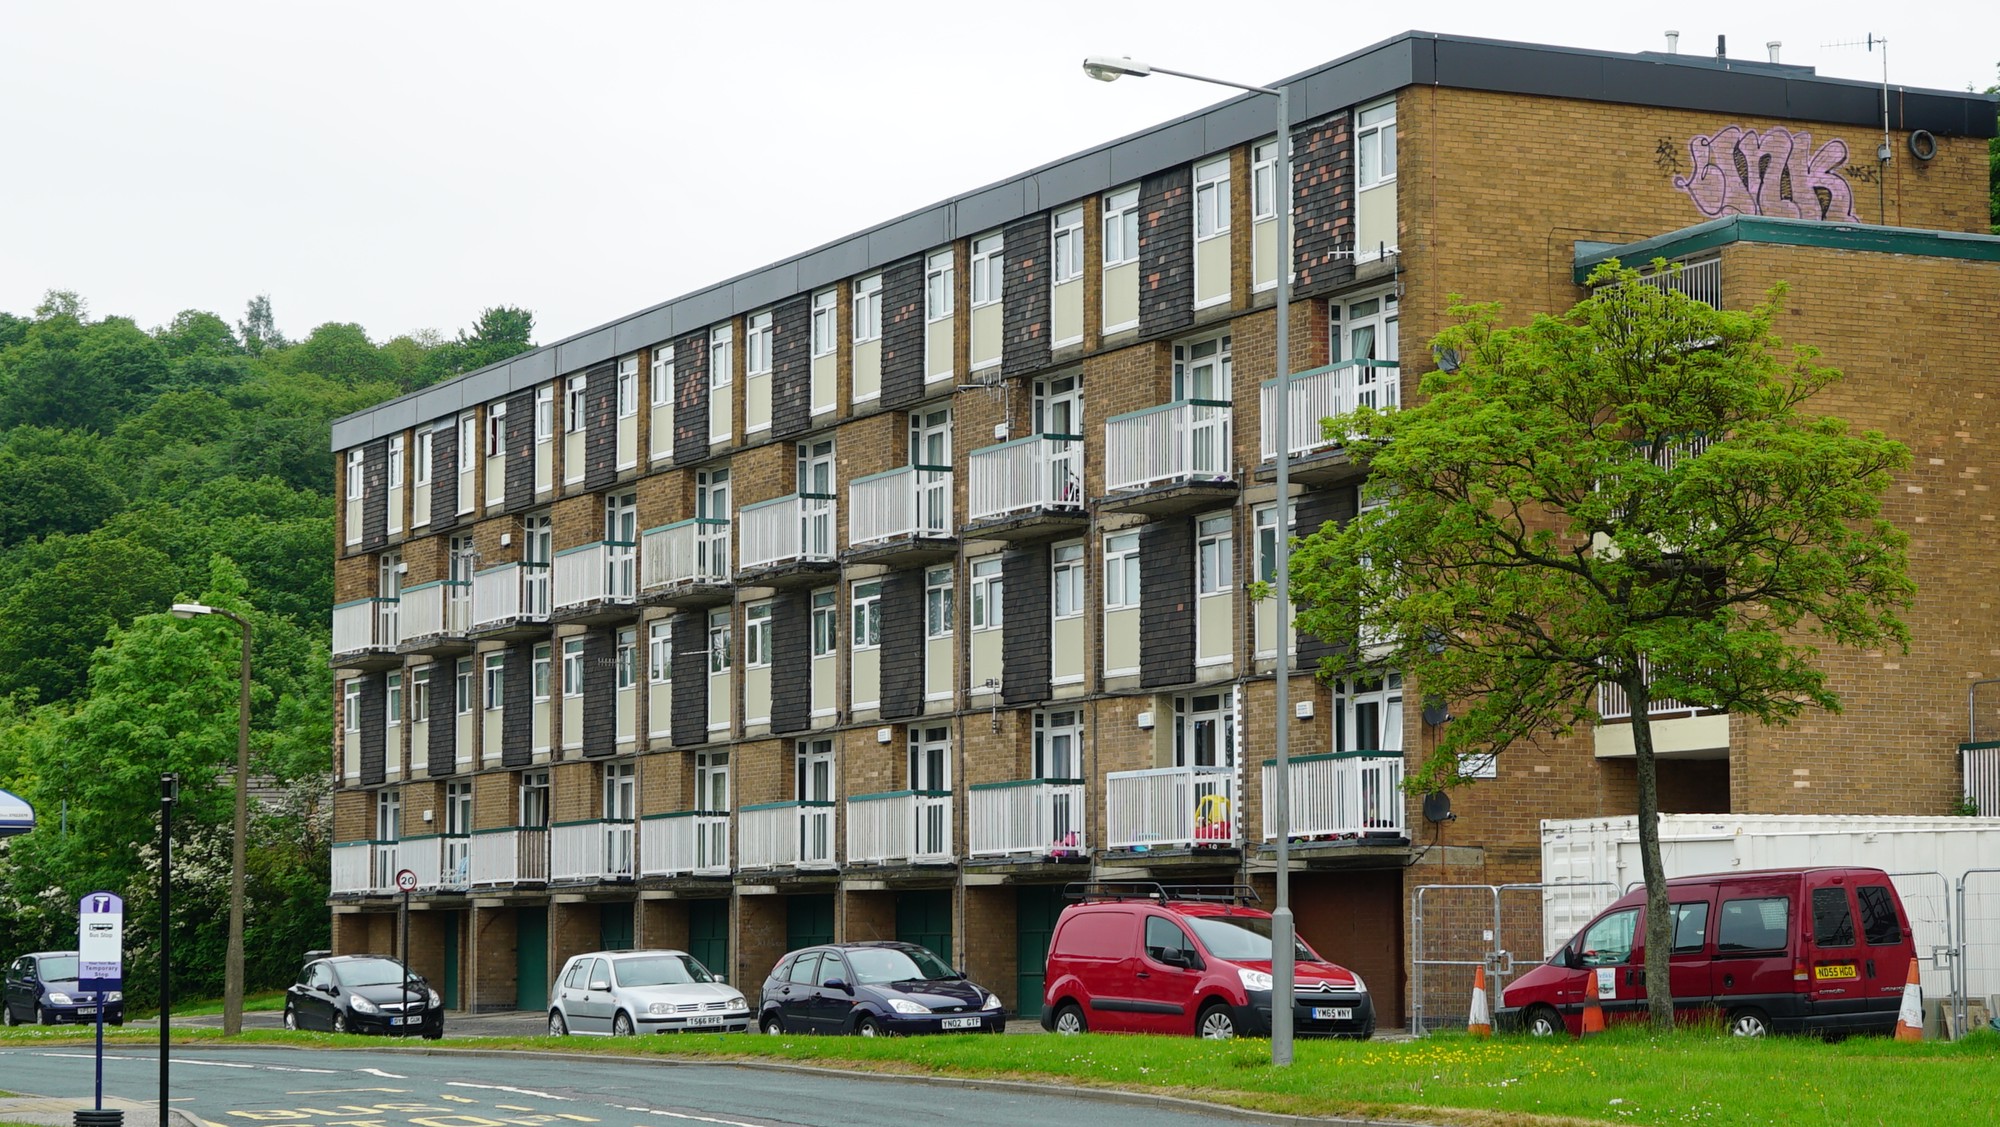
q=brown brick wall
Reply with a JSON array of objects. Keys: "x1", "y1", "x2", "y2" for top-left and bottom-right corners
[
  {"x1": 638, "y1": 897, "x2": 690, "y2": 951},
  {"x1": 471, "y1": 905, "x2": 519, "y2": 1010},
  {"x1": 736, "y1": 895, "x2": 789, "y2": 987},
  {"x1": 963, "y1": 885, "x2": 1017, "y2": 1011},
  {"x1": 550, "y1": 900, "x2": 601, "y2": 973}
]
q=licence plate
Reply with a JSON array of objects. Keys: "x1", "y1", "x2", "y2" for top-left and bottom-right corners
[
  {"x1": 684, "y1": 1014, "x2": 723, "y2": 1026},
  {"x1": 1311, "y1": 1007, "x2": 1354, "y2": 1021},
  {"x1": 1815, "y1": 964, "x2": 1858, "y2": 980},
  {"x1": 392, "y1": 1015, "x2": 417, "y2": 1026},
  {"x1": 941, "y1": 1016, "x2": 982, "y2": 1030}
]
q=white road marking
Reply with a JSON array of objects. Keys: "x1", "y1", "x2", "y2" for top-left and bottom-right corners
[
  {"x1": 447, "y1": 1084, "x2": 570, "y2": 1102},
  {"x1": 177, "y1": 1059, "x2": 258, "y2": 1069},
  {"x1": 262, "y1": 1065, "x2": 341, "y2": 1073},
  {"x1": 618, "y1": 1106, "x2": 764, "y2": 1127},
  {"x1": 355, "y1": 1070, "x2": 408, "y2": 1079},
  {"x1": 286, "y1": 1089, "x2": 409, "y2": 1095}
]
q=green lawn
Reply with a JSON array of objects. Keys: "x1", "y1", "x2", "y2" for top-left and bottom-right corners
[
  {"x1": 158, "y1": 990, "x2": 288, "y2": 1019},
  {"x1": 2, "y1": 1024, "x2": 1993, "y2": 1124}
]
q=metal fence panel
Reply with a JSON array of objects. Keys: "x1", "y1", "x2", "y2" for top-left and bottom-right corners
[
  {"x1": 1961, "y1": 869, "x2": 2000, "y2": 1035},
  {"x1": 1409, "y1": 885, "x2": 1499, "y2": 1035}
]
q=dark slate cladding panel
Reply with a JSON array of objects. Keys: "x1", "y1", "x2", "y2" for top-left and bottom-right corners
[
  {"x1": 502, "y1": 643, "x2": 532, "y2": 768},
  {"x1": 584, "y1": 363, "x2": 618, "y2": 491},
  {"x1": 769, "y1": 591, "x2": 811, "y2": 734},
  {"x1": 430, "y1": 424, "x2": 459, "y2": 532},
  {"x1": 428, "y1": 659, "x2": 458, "y2": 777},
  {"x1": 1140, "y1": 518, "x2": 1195, "y2": 688},
  {"x1": 879, "y1": 257, "x2": 925, "y2": 410},
  {"x1": 671, "y1": 612, "x2": 708, "y2": 747},
  {"x1": 673, "y1": 330, "x2": 711, "y2": 467},
  {"x1": 1295, "y1": 485, "x2": 1359, "y2": 671},
  {"x1": 1001, "y1": 545, "x2": 1051, "y2": 707},
  {"x1": 879, "y1": 569, "x2": 924, "y2": 720},
  {"x1": 504, "y1": 391, "x2": 535, "y2": 515},
  {"x1": 581, "y1": 628, "x2": 614, "y2": 757},
  {"x1": 359, "y1": 673, "x2": 386, "y2": 787},
  {"x1": 361, "y1": 438, "x2": 388, "y2": 553},
  {"x1": 1001, "y1": 214, "x2": 1050, "y2": 378},
  {"x1": 771, "y1": 296, "x2": 812, "y2": 440},
  {"x1": 1293, "y1": 111, "x2": 1357, "y2": 299},
  {"x1": 1138, "y1": 167, "x2": 1194, "y2": 339}
]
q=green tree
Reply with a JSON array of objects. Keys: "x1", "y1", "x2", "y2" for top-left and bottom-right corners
[
  {"x1": 156, "y1": 310, "x2": 241, "y2": 359},
  {"x1": 238, "y1": 294, "x2": 286, "y2": 356},
  {"x1": 416, "y1": 305, "x2": 536, "y2": 387},
  {"x1": 1291, "y1": 262, "x2": 1914, "y2": 1030},
  {"x1": 278, "y1": 322, "x2": 397, "y2": 386},
  {"x1": 0, "y1": 426, "x2": 126, "y2": 545}
]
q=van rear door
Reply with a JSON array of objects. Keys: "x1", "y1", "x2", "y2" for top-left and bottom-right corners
[
  {"x1": 1806, "y1": 882, "x2": 1869, "y2": 1022},
  {"x1": 1853, "y1": 880, "x2": 1918, "y2": 1029},
  {"x1": 1710, "y1": 878, "x2": 1800, "y2": 1027},
  {"x1": 1664, "y1": 891, "x2": 1718, "y2": 1020}
]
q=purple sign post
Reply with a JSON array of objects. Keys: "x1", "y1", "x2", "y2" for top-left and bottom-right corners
[{"x1": 78, "y1": 891, "x2": 124, "y2": 1114}]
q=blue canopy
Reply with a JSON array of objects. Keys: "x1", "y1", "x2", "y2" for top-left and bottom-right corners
[{"x1": 0, "y1": 788, "x2": 32, "y2": 837}]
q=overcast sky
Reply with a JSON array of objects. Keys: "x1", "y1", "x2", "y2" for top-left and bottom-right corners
[{"x1": 2, "y1": 1, "x2": 1992, "y2": 348}]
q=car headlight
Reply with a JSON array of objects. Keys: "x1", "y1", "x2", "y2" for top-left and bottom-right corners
[
  {"x1": 726, "y1": 996, "x2": 747, "y2": 1011},
  {"x1": 47, "y1": 992, "x2": 73, "y2": 1006},
  {"x1": 1237, "y1": 969, "x2": 1273, "y2": 992},
  {"x1": 1349, "y1": 974, "x2": 1368, "y2": 995},
  {"x1": 648, "y1": 1002, "x2": 674, "y2": 1015},
  {"x1": 982, "y1": 992, "x2": 1002, "y2": 1011},
  {"x1": 887, "y1": 998, "x2": 931, "y2": 1015},
  {"x1": 427, "y1": 988, "x2": 442, "y2": 1008},
  {"x1": 348, "y1": 994, "x2": 381, "y2": 1014},
  {"x1": 105, "y1": 991, "x2": 123, "y2": 1002}
]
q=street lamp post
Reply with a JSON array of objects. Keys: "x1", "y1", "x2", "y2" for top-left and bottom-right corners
[
  {"x1": 1084, "y1": 55, "x2": 1298, "y2": 1065},
  {"x1": 169, "y1": 602, "x2": 252, "y2": 1037}
]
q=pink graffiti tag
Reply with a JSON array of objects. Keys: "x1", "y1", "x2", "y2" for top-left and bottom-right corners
[{"x1": 1672, "y1": 126, "x2": 1859, "y2": 222}]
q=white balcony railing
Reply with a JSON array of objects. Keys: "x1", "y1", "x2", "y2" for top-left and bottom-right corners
[
  {"x1": 394, "y1": 581, "x2": 470, "y2": 644},
  {"x1": 848, "y1": 466, "x2": 954, "y2": 548},
  {"x1": 739, "y1": 801, "x2": 836, "y2": 870},
  {"x1": 471, "y1": 562, "x2": 551, "y2": 629},
  {"x1": 1635, "y1": 257, "x2": 1722, "y2": 307},
  {"x1": 1105, "y1": 765, "x2": 1237, "y2": 850},
  {"x1": 967, "y1": 434, "x2": 1083, "y2": 521},
  {"x1": 398, "y1": 833, "x2": 473, "y2": 891},
  {"x1": 1104, "y1": 400, "x2": 1232, "y2": 492},
  {"x1": 331, "y1": 840, "x2": 388, "y2": 894},
  {"x1": 1962, "y1": 744, "x2": 2000, "y2": 818},
  {"x1": 739, "y1": 494, "x2": 836, "y2": 570},
  {"x1": 1260, "y1": 753, "x2": 1405, "y2": 840},
  {"x1": 332, "y1": 598, "x2": 397, "y2": 658},
  {"x1": 847, "y1": 791, "x2": 954, "y2": 865},
  {"x1": 638, "y1": 811, "x2": 733, "y2": 877},
  {"x1": 1598, "y1": 655, "x2": 1710, "y2": 721},
  {"x1": 469, "y1": 827, "x2": 549, "y2": 887},
  {"x1": 550, "y1": 819, "x2": 636, "y2": 882},
  {"x1": 553, "y1": 541, "x2": 637, "y2": 611},
  {"x1": 1259, "y1": 359, "x2": 1401, "y2": 461},
  {"x1": 641, "y1": 519, "x2": 730, "y2": 592},
  {"x1": 968, "y1": 779, "x2": 1086, "y2": 857}
]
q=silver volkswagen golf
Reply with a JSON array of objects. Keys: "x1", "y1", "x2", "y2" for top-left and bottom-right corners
[{"x1": 547, "y1": 949, "x2": 750, "y2": 1036}]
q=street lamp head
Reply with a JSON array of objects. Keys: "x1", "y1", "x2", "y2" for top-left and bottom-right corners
[
  {"x1": 1082, "y1": 56, "x2": 1151, "y2": 82},
  {"x1": 170, "y1": 603, "x2": 214, "y2": 620}
]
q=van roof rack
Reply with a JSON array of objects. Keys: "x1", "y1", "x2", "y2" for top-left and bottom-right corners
[{"x1": 1063, "y1": 881, "x2": 1262, "y2": 906}]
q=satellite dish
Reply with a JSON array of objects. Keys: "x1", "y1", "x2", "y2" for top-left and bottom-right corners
[
  {"x1": 1422, "y1": 697, "x2": 1451, "y2": 726},
  {"x1": 1422, "y1": 792, "x2": 1454, "y2": 824}
]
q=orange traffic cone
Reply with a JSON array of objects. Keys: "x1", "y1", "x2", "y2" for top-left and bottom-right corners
[
  {"x1": 1894, "y1": 957, "x2": 1924, "y2": 1042},
  {"x1": 1467, "y1": 965, "x2": 1492, "y2": 1037},
  {"x1": 1580, "y1": 995, "x2": 1606, "y2": 1038}
]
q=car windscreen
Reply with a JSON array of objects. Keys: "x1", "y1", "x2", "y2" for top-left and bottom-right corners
[
  {"x1": 38, "y1": 956, "x2": 79, "y2": 980},
  {"x1": 335, "y1": 958, "x2": 414, "y2": 987},
  {"x1": 1185, "y1": 915, "x2": 1318, "y2": 963},
  {"x1": 844, "y1": 946, "x2": 958, "y2": 984},
  {"x1": 612, "y1": 955, "x2": 714, "y2": 987}
]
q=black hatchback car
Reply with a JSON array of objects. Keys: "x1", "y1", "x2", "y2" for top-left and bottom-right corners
[
  {"x1": 757, "y1": 942, "x2": 1005, "y2": 1036},
  {"x1": 4, "y1": 951, "x2": 123, "y2": 1026},
  {"x1": 284, "y1": 954, "x2": 443, "y2": 1038}
]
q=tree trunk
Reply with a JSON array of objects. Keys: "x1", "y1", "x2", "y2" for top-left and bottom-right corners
[{"x1": 1628, "y1": 676, "x2": 1675, "y2": 1031}]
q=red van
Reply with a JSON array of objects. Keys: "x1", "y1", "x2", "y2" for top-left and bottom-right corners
[
  {"x1": 1040, "y1": 882, "x2": 1373, "y2": 1039},
  {"x1": 1498, "y1": 867, "x2": 1917, "y2": 1037}
]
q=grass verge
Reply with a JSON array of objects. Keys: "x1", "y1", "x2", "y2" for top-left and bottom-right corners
[{"x1": 157, "y1": 990, "x2": 289, "y2": 1019}]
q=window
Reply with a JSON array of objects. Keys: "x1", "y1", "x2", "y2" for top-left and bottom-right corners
[
  {"x1": 852, "y1": 274, "x2": 882, "y2": 343},
  {"x1": 1857, "y1": 885, "x2": 1904, "y2": 946},
  {"x1": 1197, "y1": 513, "x2": 1233, "y2": 594},
  {"x1": 1051, "y1": 205, "x2": 1084, "y2": 284},
  {"x1": 1194, "y1": 156, "x2": 1230, "y2": 239},
  {"x1": 520, "y1": 770, "x2": 550, "y2": 827},
  {"x1": 811, "y1": 588, "x2": 838, "y2": 657},
  {"x1": 1173, "y1": 334, "x2": 1231, "y2": 401},
  {"x1": 346, "y1": 449, "x2": 364, "y2": 500},
  {"x1": 707, "y1": 608, "x2": 731, "y2": 673},
  {"x1": 484, "y1": 652, "x2": 505, "y2": 712},
  {"x1": 1145, "y1": 916, "x2": 1194, "y2": 963},
  {"x1": 458, "y1": 412, "x2": 477, "y2": 471},
  {"x1": 650, "y1": 345, "x2": 675, "y2": 406},
  {"x1": 386, "y1": 671, "x2": 402, "y2": 726},
  {"x1": 969, "y1": 555, "x2": 1003, "y2": 630},
  {"x1": 648, "y1": 621, "x2": 672, "y2": 684},
  {"x1": 485, "y1": 401, "x2": 507, "y2": 457},
  {"x1": 1357, "y1": 99, "x2": 1397, "y2": 189},
  {"x1": 746, "y1": 311, "x2": 773, "y2": 378},
  {"x1": 709, "y1": 325, "x2": 733, "y2": 388},
  {"x1": 376, "y1": 788, "x2": 400, "y2": 841},
  {"x1": 414, "y1": 430, "x2": 433, "y2": 486},
  {"x1": 616, "y1": 626, "x2": 637, "y2": 690},
  {"x1": 851, "y1": 581, "x2": 882, "y2": 649},
  {"x1": 1252, "y1": 137, "x2": 1279, "y2": 221},
  {"x1": 1104, "y1": 532, "x2": 1140, "y2": 610},
  {"x1": 970, "y1": 234, "x2": 1003, "y2": 307},
  {"x1": 343, "y1": 680, "x2": 361, "y2": 732},
  {"x1": 616, "y1": 356, "x2": 638, "y2": 418},
  {"x1": 1033, "y1": 708, "x2": 1082, "y2": 779},
  {"x1": 535, "y1": 385, "x2": 554, "y2": 440},
  {"x1": 454, "y1": 658, "x2": 474, "y2": 715},
  {"x1": 532, "y1": 643, "x2": 552, "y2": 702},
  {"x1": 1575, "y1": 907, "x2": 1638, "y2": 967},
  {"x1": 1717, "y1": 897, "x2": 1790, "y2": 954},
  {"x1": 925, "y1": 249, "x2": 954, "y2": 322},
  {"x1": 1332, "y1": 673, "x2": 1403, "y2": 753},
  {"x1": 565, "y1": 375, "x2": 587, "y2": 433},
  {"x1": 1812, "y1": 888, "x2": 1857, "y2": 947},
  {"x1": 387, "y1": 436, "x2": 404, "y2": 489},
  {"x1": 925, "y1": 567, "x2": 953, "y2": 638},
  {"x1": 563, "y1": 638, "x2": 584, "y2": 698},
  {"x1": 1672, "y1": 902, "x2": 1711, "y2": 954},
  {"x1": 811, "y1": 289, "x2": 838, "y2": 357},
  {"x1": 1102, "y1": 185, "x2": 1139, "y2": 267},
  {"x1": 744, "y1": 602, "x2": 772, "y2": 668},
  {"x1": 1254, "y1": 501, "x2": 1295, "y2": 584},
  {"x1": 1174, "y1": 691, "x2": 1235, "y2": 767},
  {"x1": 1052, "y1": 541, "x2": 1084, "y2": 619},
  {"x1": 411, "y1": 665, "x2": 430, "y2": 719}
]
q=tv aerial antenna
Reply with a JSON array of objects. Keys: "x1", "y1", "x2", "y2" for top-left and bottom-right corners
[{"x1": 1823, "y1": 34, "x2": 1891, "y2": 223}]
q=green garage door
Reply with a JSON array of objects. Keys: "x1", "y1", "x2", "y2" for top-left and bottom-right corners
[
  {"x1": 1015, "y1": 885, "x2": 1063, "y2": 1020},
  {"x1": 788, "y1": 894, "x2": 835, "y2": 952},
  {"x1": 600, "y1": 902, "x2": 635, "y2": 951},
  {"x1": 515, "y1": 906, "x2": 548, "y2": 1012},
  {"x1": 896, "y1": 890, "x2": 953, "y2": 965},
  {"x1": 688, "y1": 899, "x2": 730, "y2": 985}
]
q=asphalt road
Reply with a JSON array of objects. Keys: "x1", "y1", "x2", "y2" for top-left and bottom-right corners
[{"x1": 0, "y1": 1043, "x2": 1275, "y2": 1127}]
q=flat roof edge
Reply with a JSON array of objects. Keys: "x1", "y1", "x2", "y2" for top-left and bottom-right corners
[{"x1": 1573, "y1": 216, "x2": 2000, "y2": 283}]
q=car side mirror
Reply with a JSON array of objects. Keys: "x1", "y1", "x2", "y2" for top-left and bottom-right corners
[
  {"x1": 322, "y1": 984, "x2": 339, "y2": 996},
  {"x1": 1159, "y1": 947, "x2": 1188, "y2": 968},
  {"x1": 589, "y1": 980, "x2": 610, "y2": 992},
  {"x1": 1562, "y1": 947, "x2": 1582, "y2": 970},
  {"x1": 824, "y1": 978, "x2": 853, "y2": 994}
]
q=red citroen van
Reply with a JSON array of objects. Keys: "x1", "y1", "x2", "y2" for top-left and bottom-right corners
[
  {"x1": 1041, "y1": 883, "x2": 1373, "y2": 1039},
  {"x1": 1498, "y1": 867, "x2": 1917, "y2": 1037}
]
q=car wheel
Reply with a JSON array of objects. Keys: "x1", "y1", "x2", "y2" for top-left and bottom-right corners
[
  {"x1": 1728, "y1": 1008, "x2": 1772, "y2": 1037},
  {"x1": 423, "y1": 1025, "x2": 443, "y2": 1041},
  {"x1": 35, "y1": 1003, "x2": 50, "y2": 1026},
  {"x1": 2, "y1": 1002, "x2": 17, "y2": 1027},
  {"x1": 548, "y1": 1010, "x2": 569, "y2": 1036},
  {"x1": 1051, "y1": 1003, "x2": 1088, "y2": 1035},
  {"x1": 760, "y1": 1014, "x2": 784, "y2": 1035},
  {"x1": 1197, "y1": 1003, "x2": 1237, "y2": 1040},
  {"x1": 856, "y1": 1015, "x2": 885, "y2": 1037},
  {"x1": 1525, "y1": 1004, "x2": 1564, "y2": 1037},
  {"x1": 109, "y1": 1015, "x2": 124, "y2": 1027},
  {"x1": 612, "y1": 1011, "x2": 635, "y2": 1037},
  {"x1": 283, "y1": 1006, "x2": 298, "y2": 1032},
  {"x1": 332, "y1": 1011, "x2": 347, "y2": 1034}
]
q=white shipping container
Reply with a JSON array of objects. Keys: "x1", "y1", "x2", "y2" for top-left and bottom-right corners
[{"x1": 1539, "y1": 813, "x2": 2000, "y2": 1002}]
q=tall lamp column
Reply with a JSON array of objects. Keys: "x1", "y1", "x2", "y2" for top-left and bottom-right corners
[{"x1": 169, "y1": 603, "x2": 252, "y2": 1037}]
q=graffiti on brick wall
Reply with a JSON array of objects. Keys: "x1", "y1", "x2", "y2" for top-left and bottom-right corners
[{"x1": 1670, "y1": 126, "x2": 1860, "y2": 222}]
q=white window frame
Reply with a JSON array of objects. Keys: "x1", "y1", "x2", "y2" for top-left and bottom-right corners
[
  {"x1": 562, "y1": 638, "x2": 584, "y2": 699},
  {"x1": 810, "y1": 587, "x2": 838, "y2": 658},
  {"x1": 485, "y1": 401, "x2": 507, "y2": 458},
  {"x1": 651, "y1": 344, "x2": 675, "y2": 407},
  {"x1": 457, "y1": 412, "x2": 477, "y2": 472},
  {"x1": 616, "y1": 356, "x2": 638, "y2": 419},
  {"x1": 1357, "y1": 99, "x2": 1397, "y2": 190},
  {"x1": 1194, "y1": 155, "x2": 1231, "y2": 240},
  {"x1": 532, "y1": 642, "x2": 551, "y2": 703},
  {"x1": 564, "y1": 375, "x2": 587, "y2": 434},
  {"x1": 1102, "y1": 185, "x2": 1139, "y2": 268},
  {"x1": 1172, "y1": 333, "x2": 1232, "y2": 401},
  {"x1": 527, "y1": 385, "x2": 550, "y2": 442},
  {"x1": 343, "y1": 680, "x2": 362, "y2": 733},
  {"x1": 1332, "y1": 672, "x2": 1404, "y2": 754},
  {"x1": 1104, "y1": 531, "x2": 1141, "y2": 611},
  {"x1": 852, "y1": 274, "x2": 883, "y2": 344},
  {"x1": 744, "y1": 601, "x2": 772, "y2": 669},
  {"x1": 387, "y1": 436, "x2": 404, "y2": 490},
  {"x1": 709, "y1": 325, "x2": 733, "y2": 389},
  {"x1": 484, "y1": 652, "x2": 505, "y2": 713},
  {"x1": 647, "y1": 621, "x2": 672, "y2": 684},
  {"x1": 615, "y1": 626, "x2": 637, "y2": 690},
  {"x1": 1051, "y1": 540, "x2": 1085, "y2": 620},
  {"x1": 1252, "y1": 138, "x2": 1279, "y2": 222},
  {"x1": 1051, "y1": 205, "x2": 1084, "y2": 284},
  {"x1": 345, "y1": 449, "x2": 365, "y2": 500},
  {"x1": 707, "y1": 608, "x2": 732, "y2": 673},
  {"x1": 454, "y1": 657, "x2": 475, "y2": 716},
  {"x1": 925, "y1": 249, "x2": 954, "y2": 322},
  {"x1": 851, "y1": 580, "x2": 882, "y2": 650},
  {"x1": 969, "y1": 555, "x2": 1003, "y2": 631},
  {"x1": 414, "y1": 430, "x2": 433, "y2": 487},
  {"x1": 811, "y1": 289, "x2": 838, "y2": 357},
  {"x1": 411, "y1": 664, "x2": 431, "y2": 719},
  {"x1": 970, "y1": 233, "x2": 1003, "y2": 308},
  {"x1": 925, "y1": 567, "x2": 953, "y2": 639},
  {"x1": 746, "y1": 311, "x2": 773, "y2": 379},
  {"x1": 1033, "y1": 708, "x2": 1084, "y2": 779},
  {"x1": 1197, "y1": 512, "x2": 1234, "y2": 595},
  {"x1": 386, "y1": 670, "x2": 403, "y2": 727}
]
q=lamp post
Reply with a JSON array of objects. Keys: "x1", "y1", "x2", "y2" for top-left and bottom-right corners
[
  {"x1": 168, "y1": 602, "x2": 252, "y2": 1037},
  {"x1": 1084, "y1": 55, "x2": 1298, "y2": 1065}
]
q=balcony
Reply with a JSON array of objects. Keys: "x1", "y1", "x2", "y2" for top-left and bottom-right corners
[
  {"x1": 1964, "y1": 743, "x2": 2000, "y2": 819},
  {"x1": 331, "y1": 598, "x2": 401, "y2": 670},
  {"x1": 845, "y1": 466, "x2": 955, "y2": 566},
  {"x1": 1593, "y1": 656, "x2": 1729, "y2": 760},
  {"x1": 964, "y1": 434, "x2": 1086, "y2": 540},
  {"x1": 968, "y1": 779, "x2": 1087, "y2": 859},
  {"x1": 639, "y1": 811, "x2": 731, "y2": 877},
  {"x1": 738, "y1": 801, "x2": 837, "y2": 871},
  {"x1": 395, "y1": 580, "x2": 472, "y2": 655},
  {"x1": 399, "y1": 833, "x2": 472, "y2": 892},
  {"x1": 552, "y1": 540, "x2": 638, "y2": 623},
  {"x1": 1260, "y1": 753, "x2": 1406, "y2": 844},
  {"x1": 330, "y1": 839, "x2": 400, "y2": 895},
  {"x1": 1101, "y1": 400, "x2": 1236, "y2": 515},
  {"x1": 468, "y1": 826, "x2": 549, "y2": 887},
  {"x1": 640, "y1": 519, "x2": 731, "y2": 608},
  {"x1": 470, "y1": 562, "x2": 551, "y2": 638},
  {"x1": 1105, "y1": 765, "x2": 1237, "y2": 851},
  {"x1": 1256, "y1": 359, "x2": 1399, "y2": 484},
  {"x1": 847, "y1": 790, "x2": 953, "y2": 866},
  {"x1": 550, "y1": 819, "x2": 636, "y2": 883},
  {"x1": 737, "y1": 494, "x2": 838, "y2": 586}
]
